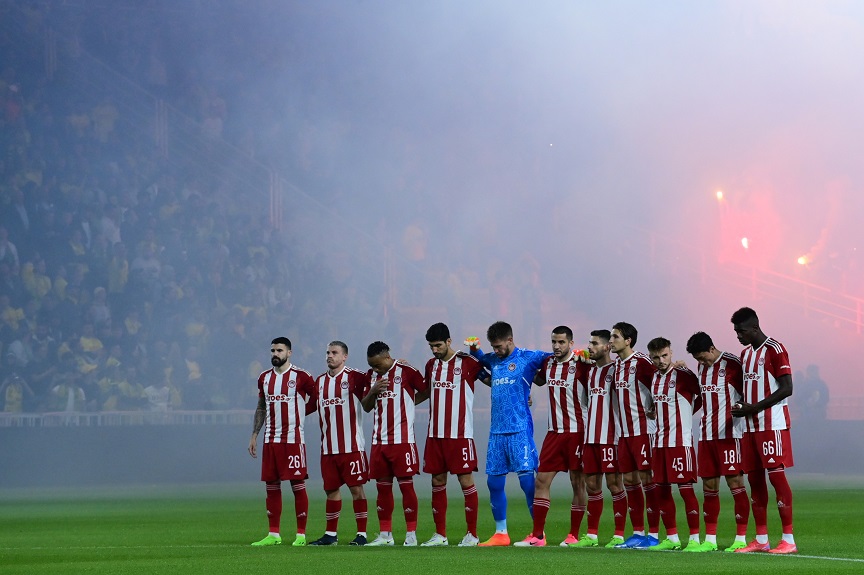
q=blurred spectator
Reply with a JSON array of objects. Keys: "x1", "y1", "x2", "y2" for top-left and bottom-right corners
[
  {"x1": 87, "y1": 286, "x2": 111, "y2": 327},
  {"x1": 0, "y1": 226, "x2": 20, "y2": 269},
  {"x1": 1, "y1": 352, "x2": 37, "y2": 412},
  {"x1": 799, "y1": 364, "x2": 829, "y2": 422},
  {"x1": 48, "y1": 368, "x2": 87, "y2": 412}
]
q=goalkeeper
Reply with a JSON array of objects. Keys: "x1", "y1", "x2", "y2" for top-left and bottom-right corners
[{"x1": 466, "y1": 321, "x2": 551, "y2": 547}]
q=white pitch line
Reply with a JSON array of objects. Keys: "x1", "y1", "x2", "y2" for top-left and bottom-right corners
[{"x1": 3, "y1": 546, "x2": 864, "y2": 562}]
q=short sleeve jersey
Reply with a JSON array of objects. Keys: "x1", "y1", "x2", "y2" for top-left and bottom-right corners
[
  {"x1": 315, "y1": 366, "x2": 369, "y2": 455},
  {"x1": 472, "y1": 347, "x2": 551, "y2": 434},
  {"x1": 740, "y1": 338, "x2": 792, "y2": 432},
  {"x1": 257, "y1": 364, "x2": 316, "y2": 444},
  {"x1": 584, "y1": 361, "x2": 619, "y2": 445},
  {"x1": 539, "y1": 353, "x2": 589, "y2": 433},
  {"x1": 424, "y1": 352, "x2": 483, "y2": 439},
  {"x1": 651, "y1": 366, "x2": 700, "y2": 448},
  {"x1": 368, "y1": 361, "x2": 427, "y2": 445},
  {"x1": 613, "y1": 352, "x2": 656, "y2": 438},
  {"x1": 697, "y1": 351, "x2": 745, "y2": 440}
]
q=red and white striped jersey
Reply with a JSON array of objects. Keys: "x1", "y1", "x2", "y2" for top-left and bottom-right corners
[
  {"x1": 584, "y1": 361, "x2": 618, "y2": 445},
  {"x1": 697, "y1": 352, "x2": 745, "y2": 440},
  {"x1": 540, "y1": 353, "x2": 589, "y2": 433},
  {"x1": 740, "y1": 338, "x2": 792, "y2": 432},
  {"x1": 369, "y1": 361, "x2": 426, "y2": 445},
  {"x1": 257, "y1": 364, "x2": 316, "y2": 444},
  {"x1": 613, "y1": 352, "x2": 656, "y2": 438},
  {"x1": 651, "y1": 366, "x2": 701, "y2": 448},
  {"x1": 424, "y1": 352, "x2": 482, "y2": 439},
  {"x1": 315, "y1": 366, "x2": 369, "y2": 455}
]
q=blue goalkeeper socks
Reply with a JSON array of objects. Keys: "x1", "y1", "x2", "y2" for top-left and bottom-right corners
[
  {"x1": 487, "y1": 474, "x2": 508, "y2": 530},
  {"x1": 518, "y1": 470, "x2": 535, "y2": 518}
]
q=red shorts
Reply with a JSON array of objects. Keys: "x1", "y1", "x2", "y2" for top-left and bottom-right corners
[
  {"x1": 582, "y1": 443, "x2": 619, "y2": 475},
  {"x1": 423, "y1": 437, "x2": 478, "y2": 476},
  {"x1": 651, "y1": 445, "x2": 697, "y2": 484},
  {"x1": 370, "y1": 443, "x2": 420, "y2": 479},
  {"x1": 261, "y1": 442, "x2": 307, "y2": 482},
  {"x1": 321, "y1": 451, "x2": 369, "y2": 492},
  {"x1": 538, "y1": 431, "x2": 584, "y2": 473},
  {"x1": 698, "y1": 438, "x2": 743, "y2": 478},
  {"x1": 617, "y1": 435, "x2": 652, "y2": 474},
  {"x1": 740, "y1": 429, "x2": 794, "y2": 472}
]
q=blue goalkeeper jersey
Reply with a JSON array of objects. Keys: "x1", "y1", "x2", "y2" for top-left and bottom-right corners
[{"x1": 472, "y1": 347, "x2": 551, "y2": 434}]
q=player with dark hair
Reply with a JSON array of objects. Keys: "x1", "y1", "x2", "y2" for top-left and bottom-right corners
[
  {"x1": 418, "y1": 322, "x2": 486, "y2": 547},
  {"x1": 609, "y1": 321, "x2": 660, "y2": 548},
  {"x1": 248, "y1": 337, "x2": 316, "y2": 546},
  {"x1": 645, "y1": 337, "x2": 702, "y2": 551},
  {"x1": 468, "y1": 321, "x2": 551, "y2": 546},
  {"x1": 308, "y1": 341, "x2": 371, "y2": 546},
  {"x1": 685, "y1": 331, "x2": 750, "y2": 552},
  {"x1": 730, "y1": 307, "x2": 797, "y2": 554},
  {"x1": 362, "y1": 341, "x2": 427, "y2": 546},
  {"x1": 516, "y1": 325, "x2": 589, "y2": 546},
  {"x1": 572, "y1": 329, "x2": 629, "y2": 548}
]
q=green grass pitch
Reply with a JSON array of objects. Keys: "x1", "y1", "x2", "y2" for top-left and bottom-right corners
[{"x1": 1, "y1": 478, "x2": 862, "y2": 575}]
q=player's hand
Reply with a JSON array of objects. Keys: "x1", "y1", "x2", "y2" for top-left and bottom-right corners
[
  {"x1": 248, "y1": 437, "x2": 258, "y2": 458},
  {"x1": 672, "y1": 360, "x2": 688, "y2": 369},
  {"x1": 646, "y1": 407, "x2": 656, "y2": 420},
  {"x1": 527, "y1": 395, "x2": 533, "y2": 407},
  {"x1": 370, "y1": 378, "x2": 390, "y2": 395},
  {"x1": 731, "y1": 401, "x2": 756, "y2": 418},
  {"x1": 574, "y1": 349, "x2": 593, "y2": 363},
  {"x1": 464, "y1": 337, "x2": 480, "y2": 350}
]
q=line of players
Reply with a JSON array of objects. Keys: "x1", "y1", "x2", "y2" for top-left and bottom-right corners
[{"x1": 247, "y1": 306, "x2": 796, "y2": 554}]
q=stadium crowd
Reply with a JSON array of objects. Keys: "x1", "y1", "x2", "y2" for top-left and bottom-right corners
[{"x1": 0, "y1": 3, "x2": 349, "y2": 414}]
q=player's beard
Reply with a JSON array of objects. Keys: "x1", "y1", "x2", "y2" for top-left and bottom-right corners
[{"x1": 271, "y1": 356, "x2": 287, "y2": 367}]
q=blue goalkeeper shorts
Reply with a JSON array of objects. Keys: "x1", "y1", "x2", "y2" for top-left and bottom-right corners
[{"x1": 485, "y1": 430, "x2": 538, "y2": 475}]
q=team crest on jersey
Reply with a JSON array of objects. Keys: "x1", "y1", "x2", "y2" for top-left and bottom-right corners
[
  {"x1": 568, "y1": 365, "x2": 576, "y2": 374},
  {"x1": 394, "y1": 376, "x2": 402, "y2": 384},
  {"x1": 718, "y1": 368, "x2": 726, "y2": 377},
  {"x1": 758, "y1": 358, "x2": 765, "y2": 366},
  {"x1": 629, "y1": 366, "x2": 636, "y2": 374},
  {"x1": 341, "y1": 381, "x2": 349, "y2": 389},
  {"x1": 454, "y1": 367, "x2": 462, "y2": 375},
  {"x1": 288, "y1": 380, "x2": 296, "y2": 388},
  {"x1": 605, "y1": 374, "x2": 613, "y2": 383},
  {"x1": 508, "y1": 363, "x2": 516, "y2": 371}
]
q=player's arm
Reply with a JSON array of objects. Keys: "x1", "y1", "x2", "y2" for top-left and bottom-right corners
[
  {"x1": 459, "y1": 351, "x2": 491, "y2": 387},
  {"x1": 534, "y1": 357, "x2": 549, "y2": 386},
  {"x1": 465, "y1": 337, "x2": 492, "y2": 368},
  {"x1": 303, "y1": 376, "x2": 317, "y2": 415},
  {"x1": 680, "y1": 370, "x2": 702, "y2": 412},
  {"x1": 248, "y1": 394, "x2": 266, "y2": 458},
  {"x1": 412, "y1": 367, "x2": 430, "y2": 404},
  {"x1": 732, "y1": 374, "x2": 793, "y2": 417}
]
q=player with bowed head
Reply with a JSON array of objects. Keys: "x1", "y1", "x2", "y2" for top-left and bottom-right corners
[
  {"x1": 417, "y1": 322, "x2": 487, "y2": 547},
  {"x1": 362, "y1": 341, "x2": 427, "y2": 546},
  {"x1": 571, "y1": 329, "x2": 629, "y2": 548},
  {"x1": 685, "y1": 331, "x2": 751, "y2": 552},
  {"x1": 468, "y1": 321, "x2": 551, "y2": 546},
  {"x1": 645, "y1": 337, "x2": 702, "y2": 551},
  {"x1": 730, "y1": 307, "x2": 797, "y2": 554}
]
